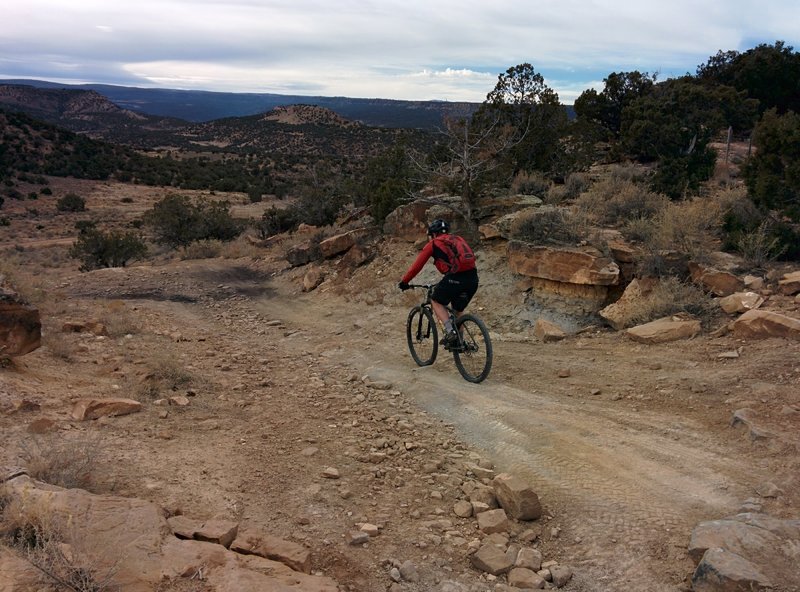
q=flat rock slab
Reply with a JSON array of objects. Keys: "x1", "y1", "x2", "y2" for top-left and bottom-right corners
[
  {"x1": 625, "y1": 315, "x2": 701, "y2": 344},
  {"x1": 731, "y1": 309, "x2": 800, "y2": 340},
  {"x1": 71, "y1": 398, "x2": 143, "y2": 420}
]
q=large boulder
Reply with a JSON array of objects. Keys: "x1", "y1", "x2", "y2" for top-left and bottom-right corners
[
  {"x1": 777, "y1": 270, "x2": 800, "y2": 295},
  {"x1": 599, "y1": 278, "x2": 658, "y2": 330},
  {"x1": 688, "y1": 513, "x2": 800, "y2": 591},
  {"x1": 689, "y1": 262, "x2": 743, "y2": 297},
  {"x1": 286, "y1": 239, "x2": 320, "y2": 267},
  {"x1": 319, "y1": 229, "x2": 371, "y2": 259},
  {"x1": 719, "y1": 292, "x2": 764, "y2": 314},
  {"x1": 0, "y1": 281, "x2": 41, "y2": 356},
  {"x1": 383, "y1": 197, "x2": 472, "y2": 241},
  {"x1": 731, "y1": 310, "x2": 800, "y2": 341},
  {"x1": 508, "y1": 242, "x2": 620, "y2": 286}
]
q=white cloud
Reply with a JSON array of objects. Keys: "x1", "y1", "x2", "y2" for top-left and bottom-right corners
[{"x1": 1, "y1": 0, "x2": 799, "y2": 101}]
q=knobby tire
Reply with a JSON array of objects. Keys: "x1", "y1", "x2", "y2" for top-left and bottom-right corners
[
  {"x1": 406, "y1": 306, "x2": 438, "y2": 366},
  {"x1": 453, "y1": 314, "x2": 493, "y2": 383}
]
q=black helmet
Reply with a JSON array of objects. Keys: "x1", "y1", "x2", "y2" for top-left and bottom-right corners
[{"x1": 427, "y1": 219, "x2": 450, "y2": 236}]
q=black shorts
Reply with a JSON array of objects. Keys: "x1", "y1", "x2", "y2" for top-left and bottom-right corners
[{"x1": 432, "y1": 268, "x2": 479, "y2": 313}]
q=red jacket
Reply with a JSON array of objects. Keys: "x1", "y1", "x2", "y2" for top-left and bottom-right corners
[{"x1": 401, "y1": 234, "x2": 476, "y2": 283}]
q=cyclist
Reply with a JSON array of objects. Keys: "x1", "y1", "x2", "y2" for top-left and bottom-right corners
[{"x1": 398, "y1": 219, "x2": 478, "y2": 346}]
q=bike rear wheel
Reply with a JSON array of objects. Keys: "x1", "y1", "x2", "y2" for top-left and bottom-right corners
[
  {"x1": 406, "y1": 306, "x2": 438, "y2": 366},
  {"x1": 453, "y1": 314, "x2": 493, "y2": 383}
]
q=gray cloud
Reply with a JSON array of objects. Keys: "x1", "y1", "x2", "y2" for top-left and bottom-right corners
[{"x1": 1, "y1": 0, "x2": 798, "y2": 102}]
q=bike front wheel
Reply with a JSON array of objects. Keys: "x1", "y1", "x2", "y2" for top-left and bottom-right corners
[
  {"x1": 453, "y1": 314, "x2": 493, "y2": 383},
  {"x1": 406, "y1": 306, "x2": 438, "y2": 366}
]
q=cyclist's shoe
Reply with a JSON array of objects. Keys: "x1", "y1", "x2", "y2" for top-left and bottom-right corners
[{"x1": 441, "y1": 330, "x2": 459, "y2": 349}]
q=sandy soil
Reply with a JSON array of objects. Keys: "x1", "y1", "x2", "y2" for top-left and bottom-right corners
[{"x1": 1, "y1": 180, "x2": 799, "y2": 592}]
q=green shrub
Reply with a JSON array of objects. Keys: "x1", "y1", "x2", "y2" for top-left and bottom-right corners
[
  {"x1": 144, "y1": 194, "x2": 243, "y2": 247},
  {"x1": 56, "y1": 193, "x2": 86, "y2": 212},
  {"x1": 69, "y1": 228, "x2": 147, "y2": 271},
  {"x1": 256, "y1": 206, "x2": 297, "y2": 239},
  {"x1": 743, "y1": 108, "x2": 800, "y2": 220},
  {"x1": 39, "y1": 187, "x2": 52, "y2": 195},
  {"x1": 247, "y1": 187, "x2": 264, "y2": 203}
]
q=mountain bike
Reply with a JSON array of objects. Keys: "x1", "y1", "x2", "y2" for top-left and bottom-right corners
[{"x1": 405, "y1": 283, "x2": 493, "y2": 383}]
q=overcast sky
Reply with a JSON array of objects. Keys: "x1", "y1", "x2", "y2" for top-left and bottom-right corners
[{"x1": 2, "y1": 0, "x2": 799, "y2": 104}]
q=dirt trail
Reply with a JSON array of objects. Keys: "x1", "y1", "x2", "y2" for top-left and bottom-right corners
[
  {"x1": 256, "y1": 271, "x2": 796, "y2": 590},
  {"x1": 3, "y1": 249, "x2": 799, "y2": 592}
]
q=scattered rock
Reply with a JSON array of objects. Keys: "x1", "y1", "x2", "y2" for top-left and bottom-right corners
[
  {"x1": 71, "y1": 398, "x2": 142, "y2": 420},
  {"x1": 470, "y1": 542, "x2": 514, "y2": 575},
  {"x1": 453, "y1": 500, "x2": 474, "y2": 518},
  {"x1": 533, "y1": 319, "x2": 567, "y2": 342},
  {"x1": 348, "y1": 531, "x2": 369, "y2": 545},
  {"x1": 62, "y1": 320, "x2": 109, "y2": 336},
  {"x1": 508, "y1": 566, "x2": 545, "y2": 589},
  {"x1": 549, "y1": 565, "x2": 574, "y2": 588},
  {"x1": 689, "y1": 262, "x2": 744, "y2": 296},
  {"x1": 477, "y1": 508, "x2": 510, "y2": 534},
  {"x1": 625, "y1": 314, "x2": 701, "y2": 344},
  {"x1": 493, "y1": 473, "x2": 542, "y2": 521},
  {"x1": 719, "y1": 292, "x2": 764, "y2": 314},
  {"x1": 777, "y1": 270, "x2": 800, "y2": 295}
]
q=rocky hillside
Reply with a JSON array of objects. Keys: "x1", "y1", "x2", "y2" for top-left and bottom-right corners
[
  {"x1": 262, "y1": 105, "x2": 360, "y2": 127},
  {"x1": 0, "y1": 84, "x2": 187, "y2": 143},
  {"x1": 0, "y1": 79, "x2": 483, "y2": 128}
]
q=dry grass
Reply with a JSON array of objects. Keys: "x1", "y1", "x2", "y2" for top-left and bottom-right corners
[
  {"x1": 736, "y1": 221, "x2": 787, "y2": 270},
  {"x1": 179, "y1": 239, "x2": 223, "y2": 260},
  {"x1": 179, "y1": 235, "x2": 262, "y2": 260},
  {"x1": 510, "y1": 171, "x2": 552, "y2": 196},
  {"x1": 18, "y1": 434, "x2": 103, "y2": 490},
  {"x1": 627, "y1": 196, "x2": 725, "y2": 271},
  {"x1": 0, "y1": 260, "x2": 48, "y2": 305},
  {"x1": 1, "y1": 495, "x2": 119, "y2": 592},
  {"x1": 617, "y1": 277, "x2": 718, "y2": 328},
  {"x1": 44, "y1": 331, "x2": 75, "y2": 361},
  {"x1": 135, "y1": 353, "x2": 196, "y2": 400},
  {"x1": 510, "y1": 207, "x2": 590, "y2": 246},
  {"x1": 575, "y1": 177, "x2": 669, "y2": 226},
  {"x1": 97, "y1": 300, "x2": 143, "y2": 337}
]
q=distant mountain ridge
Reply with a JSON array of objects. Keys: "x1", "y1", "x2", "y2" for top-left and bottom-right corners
[{"x1": 0, "y1": 79, "x2": 481, "y2": 129}]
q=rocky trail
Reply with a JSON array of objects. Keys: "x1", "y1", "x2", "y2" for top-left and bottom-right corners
[{"x1": 2, "y1": 239, "x2": 800, "y2": 591}]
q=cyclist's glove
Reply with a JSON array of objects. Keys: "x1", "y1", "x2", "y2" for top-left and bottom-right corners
[{"x1": 398, "y1": 281, "x2": 410, "y2": 291}]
